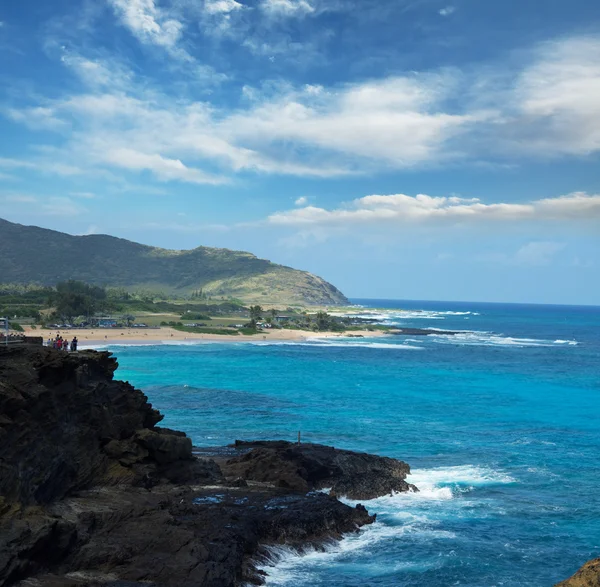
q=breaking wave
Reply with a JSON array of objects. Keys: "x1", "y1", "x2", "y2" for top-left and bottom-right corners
[
  {"x1": 429, "y1": 332, "x2": 579, "y2": 347},
  {"x1": 258, "y1": 465, "x2": 516, "y2": 586}
]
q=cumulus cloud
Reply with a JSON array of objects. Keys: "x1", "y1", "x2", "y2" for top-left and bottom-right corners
[
  {"x1": 260, "y1": 0, "x2": 315, "y2": 16},
  {"x1": 295, "y1": 196, "x2": 308, "y2": 206},
  {"x1": 204, "y1": 0, "x2": 244, "y2": 14},
  {"x1": 511, "y1": 36, "x2": 600, "y2": 156},
  {"x1": 108, "y1": 0, "x2": 188, "y2": 56},
  {"x1": 267, "y1": 192, "x2": 600, "y2": 226},
  {"x1": 5, "y1": 34, "x2": 600, "y2": 182},
  {"x1": 103, "y1": 149, "x2": 228, "y2": 185},
  {"x1": 220, "y1": 74, "x2": 476, "y2": 169}
]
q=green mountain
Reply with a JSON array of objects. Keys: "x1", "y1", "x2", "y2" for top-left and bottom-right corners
[{"x1": 0, "y1": 218, "x2": 349, "y2": 306}]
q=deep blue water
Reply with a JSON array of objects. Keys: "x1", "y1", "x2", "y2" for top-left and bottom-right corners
[{"x1": 103, "y1": 300, "x2": 600, "y2": 586}]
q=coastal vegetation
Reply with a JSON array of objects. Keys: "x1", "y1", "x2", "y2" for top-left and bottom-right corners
[
  {"x1": 0, "y1": 218, "x2": 348, "y2": 305},
  {"x1": 0, "y1": 280, "x2": 376, "y2": 335}
]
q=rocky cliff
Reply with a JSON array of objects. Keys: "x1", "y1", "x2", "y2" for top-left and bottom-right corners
[
  {"x1": 557, "y1": 558, "x2": 600, "y2": 587},
  {"x1": 0, "y1": 345, "x2": 416, "y2": 587}
]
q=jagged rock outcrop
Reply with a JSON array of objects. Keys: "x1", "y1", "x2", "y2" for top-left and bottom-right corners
[
  {"x1": 224, "y1": 440, "x2": 417, "y2": 500},
  {"x1": 0, "y1": 346, "x2": 207, "y2": 508},
  {"x1": 557, "y1": 558, "x2": 600, "y2": 587},
  {"x1": 1, "y1": 345, "x2": 417, "y2": 587}
]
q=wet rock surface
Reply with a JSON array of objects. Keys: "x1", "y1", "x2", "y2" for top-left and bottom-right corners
[
  {"x1": 0, "y1": 346, "x2": 413, "y2": 587},
  {"x1": 224, "y1": 440, "x2": 417, "y2": 500}
]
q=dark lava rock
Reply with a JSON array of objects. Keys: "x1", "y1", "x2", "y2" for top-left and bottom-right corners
[
  {"x1": 3, "y1": 486, "x2": 372, "y2": 587},
  {"x1": 0, "y1": 346, "x2": 208, "y2": 506},
  {"x1": 0, "y1": 346, "x2": 389, "y2": 587},
  {"x1": 556, "y1": 558, "x2": 600, "y2": 586},
  {"x1": 224, "y1": 440, "x2": 417, "y2": 499}
]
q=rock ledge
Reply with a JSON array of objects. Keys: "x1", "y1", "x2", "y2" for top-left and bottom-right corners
[{"x1": 0, "y1": 346, "x2": 415, "y2": 587}]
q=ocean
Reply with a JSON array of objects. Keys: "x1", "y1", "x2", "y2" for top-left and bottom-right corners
[{"x1": 106, "y1": 300, "x2": 600, "y2": 586}]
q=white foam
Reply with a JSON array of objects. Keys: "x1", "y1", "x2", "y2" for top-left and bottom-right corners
[
  {"x1": 257, "y1": 464, "x2": 515, "y2": 586},
  {"x1": 257, "y1": 519, "x2": 446, "y2": 586},
  {"x1": 331, "y1": 309, "x2": 480, "y2": 323},
  {"x1": 510, "y1": 437, "x2": 557, "y2": 447},
  {"x1": 339, "y1": 465, "x2": 516, "y2": 510},
  {"x1": 429, "y1": 332, "x2": 578, "y2": 348},
  {"x1": 252, "y1": 339, "x2": 424, "y2": 351},
  {"x1": 309, "y1": 339, "x2": 424, "y2": 350},
  {"x1": 408, "y1": 465, "x2": 516, "y2": 491}
]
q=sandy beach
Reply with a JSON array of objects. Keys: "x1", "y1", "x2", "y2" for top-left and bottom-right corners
[{"x1": 26, "y1": 326, "x2": 387, "y2": 347}]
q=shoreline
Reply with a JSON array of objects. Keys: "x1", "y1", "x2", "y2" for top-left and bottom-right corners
[{"x1": 25, "y1": 326, "x2": 388, "y2": 348}]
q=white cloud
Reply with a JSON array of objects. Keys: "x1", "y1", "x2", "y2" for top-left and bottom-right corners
[
  {"x1": 439, "y1": 6, "x2": 455, "y2": 16},
  {"x1": 103, "y1": 148, "x2": 228, "y2": 184},
  {"x1": 6, "y1": 34, "x2": 600, "y2": 181},
  {"x1": 220, "y1": 74, "x2": 477, "y2": 169},
  {"x1": 108, "y1": 0, "x2": 188, "y2": 56},
  {"x1": 3, "y1": 195, "x2": 39, "y2": 204},
  {"x1": 267, "y1": 192, "x2": 600, "y2": 226},
  {"x1": 260, "y1": 0, "x2": 315, "y2": 16},
  {"x1": 41, "y1": 197, "x2": 85, "y2": 217},
  {"x1": 60, "y1": 52, "x2": 132, "y2": 89},
  {"x1": 513, "y1": 241, "x2": 565, "y2": 266},
  {"x1": 295, "y1": 196, "x2": 308, "y2": 206},
  {"x1": 6, "y1": 106, "x2": 65, "y2": 130},
  {"x1": 0, "y1": 158, "x2": 38, "y2": 170},
  {"x1": 204, "y1": 0, "x2": 244, "y2": 14},
  {"x1": 509, "y1": 36, "x2": 600, "y2": 156}
]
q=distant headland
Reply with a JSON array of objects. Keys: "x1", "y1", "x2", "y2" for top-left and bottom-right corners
[{"x1": 0, "y1": 218, "x2": 348, "y2": 306}]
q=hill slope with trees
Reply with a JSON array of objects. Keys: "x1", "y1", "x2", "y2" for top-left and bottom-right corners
[{"x1": 0, "y1": 218, "x2": 348, "y2": 305}]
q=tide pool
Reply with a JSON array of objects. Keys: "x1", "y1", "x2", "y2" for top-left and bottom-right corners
[{"x1": 108, "y1": 300, "x2": 600, "y2": 586}]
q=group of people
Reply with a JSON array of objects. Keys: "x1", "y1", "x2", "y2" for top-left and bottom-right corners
[{"x1": 47, "y1": 335, "x2": 78, "y2": 352}]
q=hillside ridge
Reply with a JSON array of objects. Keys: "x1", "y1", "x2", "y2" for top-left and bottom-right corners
[{"x1": 0, "y1": 218, "x2": 348, "y2": 305}]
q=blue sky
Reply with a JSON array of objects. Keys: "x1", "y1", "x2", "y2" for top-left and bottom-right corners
[{"x1": 0, "y1": 0, "x2": 599, "y2": 305}]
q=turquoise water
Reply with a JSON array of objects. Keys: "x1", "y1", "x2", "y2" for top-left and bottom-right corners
[{"x1": 105, "y1": 300, "x2": 600, "y2": 586}]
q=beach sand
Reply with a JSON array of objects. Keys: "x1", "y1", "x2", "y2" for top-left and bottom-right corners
[{"x1": 27, "y1": 326, "x2": 387, "y2": 347}]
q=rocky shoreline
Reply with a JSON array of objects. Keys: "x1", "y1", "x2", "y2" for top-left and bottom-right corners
[{"x1": 0, "y1": 346, "x2": 415, "y2": 587}]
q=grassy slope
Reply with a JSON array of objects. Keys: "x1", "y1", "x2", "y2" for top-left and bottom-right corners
[{"x1": 0, "y1": 219, "x2": 348, "y2": 305}]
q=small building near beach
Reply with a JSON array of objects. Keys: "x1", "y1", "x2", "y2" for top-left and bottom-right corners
[
  {"x1": 275, "y1": 316, "x2": 293, "y2": 323},
  {"x1": 96, "y1": 317, "x2": 118, "y2": 328}
]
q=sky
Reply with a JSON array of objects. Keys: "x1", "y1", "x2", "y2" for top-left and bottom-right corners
[{"x1": 0, "y1": 0, "x2": 599, "y2": 305}]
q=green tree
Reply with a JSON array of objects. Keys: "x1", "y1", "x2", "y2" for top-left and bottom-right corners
[
  {"x1": 249, "y1": 305, "x2": 263, "y2": 322},
  {"x1": 265, "y1": 308, "x2": 278, "y2": 326},
  {"x1": 53, "y1": 280, "x2": 107, "y2": 322},
  {"x1": 315, "y1": 311, "x2": 331, "y2": 331}
]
